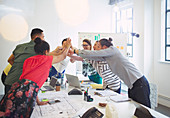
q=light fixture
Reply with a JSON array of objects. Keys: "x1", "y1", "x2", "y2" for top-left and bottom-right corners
[
  {"x1": 113, "y1": 5, "x2": 119, "y2": 12},
  {"x1": 113, "y1": 0, "x2": 119, "y2": 12},
  {"x1": 0, "y1": 14, "x2": 28, "y2": 42},
  {"x1": 54, "y1": 0, "x2": 89, "y2": 26}
]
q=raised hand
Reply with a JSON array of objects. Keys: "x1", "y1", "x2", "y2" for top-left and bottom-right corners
[
  {"x1": 63, "y1": 37, "x2": 71, "y2": 48},
  {"x1": 53, "y1": 46, "x2": 63, "y2": 53}
]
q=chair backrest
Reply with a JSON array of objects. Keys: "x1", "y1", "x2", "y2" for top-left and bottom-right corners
[{"x1": 149, "y1": 83, "x2": 158, "y2": 109}]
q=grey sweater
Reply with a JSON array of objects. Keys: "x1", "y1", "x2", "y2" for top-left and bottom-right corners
[{"x1": 79, "y1": 46, "x2": 143, "y2": 89}]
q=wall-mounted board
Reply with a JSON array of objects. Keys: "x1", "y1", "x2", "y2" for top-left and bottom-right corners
[
  {"x1": 76, "y1": 32, "x2": 128, "y2": 72},
  {"x1": 78, "y1": 32, "x2": 128, "y2": 56}
]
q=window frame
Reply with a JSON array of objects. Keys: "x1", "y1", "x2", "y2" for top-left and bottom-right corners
[
  {"x1": 115, "y1": 7, "x2": 134, "y2": 57},
  {"x1": 165, "y1": 0, "x2": 170, "y2": 61}
]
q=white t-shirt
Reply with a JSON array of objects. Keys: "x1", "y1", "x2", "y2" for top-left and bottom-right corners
[{"x1": 53, "y1": 56, "x2": 70, "y2": 73}]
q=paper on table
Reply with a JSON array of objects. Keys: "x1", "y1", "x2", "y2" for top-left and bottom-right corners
[
  {"x1": 31, "y1": 91, "x2": 84, "y2": 118},
  {"x1": 110, "y1": 94, "x2": 131, "y2": 102},
  {"x1": 38, "y1": 91, "x2": 67, "y2": 100},
  {"x1": 94, "y1": 89, "x2": 118, "y2": 97},
  {"x1": 90, "y1": 83, "x2": 103, "y2": 89}
]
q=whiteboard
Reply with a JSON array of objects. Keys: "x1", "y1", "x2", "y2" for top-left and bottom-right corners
[
  {"x1": 78, "y1": 32, "x2": 128, "y2": 56},
  {"x1": 76, "y1": 32, "x2": 128, "y2": 73}
]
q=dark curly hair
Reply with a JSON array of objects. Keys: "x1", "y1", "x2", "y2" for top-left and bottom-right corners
[
  {"x1": 99, "y1": 38, "x2": 113, "y2": 47},
  {"x1": 34, "y1": 37, "x2": 50, "y2": 55}
]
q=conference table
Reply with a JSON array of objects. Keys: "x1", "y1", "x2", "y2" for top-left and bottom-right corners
[{"x1": 31, "y1": 82, "x2": 169, "y2": 118}]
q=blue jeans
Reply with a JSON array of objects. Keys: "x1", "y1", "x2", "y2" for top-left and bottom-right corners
[{"x1": 128, "y1": 76, "x2": 151, "y2": 108}]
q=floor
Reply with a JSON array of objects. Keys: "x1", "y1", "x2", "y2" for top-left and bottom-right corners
[
  {"x1": 120, "y1": 83, "x2": 170, "y2": 117},
  {"x1": 0, "y1": 95, "x2": 170, "y2": 117},
  {"x1": 155, "y1": 104, "x2": 170, "y2": 117}
]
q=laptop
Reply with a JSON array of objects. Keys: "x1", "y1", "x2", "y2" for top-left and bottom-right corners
[
  {"x1": 41, "y1": 76, "x2": 57, "y2": 91},
  {"x1": 65, "y1": 74, "x2": 81, "y2": 88}
]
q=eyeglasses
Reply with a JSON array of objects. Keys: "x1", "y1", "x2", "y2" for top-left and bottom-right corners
[{"x1": 82, "y1": 44, "x2": 89, "y2": 47}]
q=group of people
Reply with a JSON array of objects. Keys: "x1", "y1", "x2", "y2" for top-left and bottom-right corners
[
  {"x1": 0, "y1": 28, "x2": 72, "y2": 117},
  {"x1": 72, "y1": 38, "x2": 151, "y2": 108},
  {"x1": 0, "y1": 28, "x2": 151, "y2": 118},
  {"x1": 71, "y1": 39, "x2": 121, "y2": 93}
]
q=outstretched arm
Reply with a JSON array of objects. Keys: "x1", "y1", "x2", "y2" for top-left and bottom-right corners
[
  {"x1": 73, "y1": 48, "x2": 105, "y2": 61},
  {"x1": 49, "y1": 38, "x2": 72, "y2": 64},
  {"x1": 69, "y1": 55, "x2": 83, "y2": 61},
  {"x1": 74, "y1": 47, "x2": 115, "y2": 58},
  {"x1": 49, "y1": 46, "x2": 65, "y2": 56}
]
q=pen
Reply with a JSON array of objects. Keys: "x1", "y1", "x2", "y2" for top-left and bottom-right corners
[
  {"x1": 96, "y1": 88, "x2": 104, "y2": 90},
  {"x1": 87, "y1": 87, "x2": 89, "y2": 93}
]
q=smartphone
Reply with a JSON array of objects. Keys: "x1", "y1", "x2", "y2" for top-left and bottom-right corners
[{"x1": 48, "y1": 100, "x2": 60, "y2": 105}]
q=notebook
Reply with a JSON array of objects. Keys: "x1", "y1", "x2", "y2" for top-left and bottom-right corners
[
  {"x1": 41, "y1": 76, "x2": 57, "y2": 91},
  {"x1": 65, "y1": 74, "x2": 81, "y2": 88},
  {"x1": 110, "y1": 94, "x2": 131, "y2": 102}
]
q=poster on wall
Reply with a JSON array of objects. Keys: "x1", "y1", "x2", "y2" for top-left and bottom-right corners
[{"x1": 76, "y1": 32, "x2": 128, "y2": 73}]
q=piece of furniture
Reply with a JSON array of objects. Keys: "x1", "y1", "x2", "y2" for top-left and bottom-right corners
[
  {"x1": 149, "y1": 83, "x2": 158, "y2": 109},
  {"x1": 31, "y1": 82, "x2": 168, "y2": 118}
]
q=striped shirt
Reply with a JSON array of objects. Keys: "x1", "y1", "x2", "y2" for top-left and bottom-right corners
[{"x1": 87, "y1": 60, "x2": 121, "y2": 91}]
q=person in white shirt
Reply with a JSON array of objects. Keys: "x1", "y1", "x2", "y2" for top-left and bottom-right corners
[{"x1": 49, "y1": 38, "x2": 71, "y2": 85}]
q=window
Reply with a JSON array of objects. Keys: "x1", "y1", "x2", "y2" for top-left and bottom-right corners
[
  {"x1": 115, "y1": 7, "x2": 133, "y2": 57},
  {"x1": 165, "y1": 0, "x2": 170, "y2": 61}
]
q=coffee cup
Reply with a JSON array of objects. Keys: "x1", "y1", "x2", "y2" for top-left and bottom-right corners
[{"x1": 56, "y1": 83, "x2": 60, "y2": 91}]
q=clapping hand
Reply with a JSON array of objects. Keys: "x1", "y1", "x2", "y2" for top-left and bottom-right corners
[{"x1": 63, "y1": 37, "x2": 71, "y2": 48}]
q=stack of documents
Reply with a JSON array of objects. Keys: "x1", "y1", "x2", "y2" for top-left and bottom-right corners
[
  {"x1": 110, "y1": 94, "x2": 131, "y2": 102},
  {"x1": 94, "y1": 90, "x2": 117, "y2": 97}
]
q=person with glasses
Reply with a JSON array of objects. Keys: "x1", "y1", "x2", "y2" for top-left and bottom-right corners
[{"x1": 78, "y1": 39, "x2": 103, "y2": 84}]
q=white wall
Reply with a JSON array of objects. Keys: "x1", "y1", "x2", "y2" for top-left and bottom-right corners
[
  {"x1": 132, "y1": 0, "x2": 155, "y2": 82},
  {"x1": 144, "y1": 0, "x2": 154, "y2": 83},
  {"x1": 153, "y1": 0, "x2": 170, "y2": 106},
  {"x1": 133, "y1": 0, "x2": 170, "y2": 107},
  {"x1": 131, "y1": 0, "x2": 145, "y2": 73},
  {"x1": 0, "y1": 0, "x2": 112, "y2": 94}
]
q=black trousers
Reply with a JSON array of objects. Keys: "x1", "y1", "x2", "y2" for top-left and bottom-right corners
[
  {"x1": 128, "y1": 76, "x2": 151, "y2": 108},
  {"x1": 5, "y1": 84, "x2": 11, "y2": 95},
  {"x1": 1, "y1": 71, "x2": 12, "y2": 95},
  {"x1": 1, "y1": 72, "x2": 6, "y2": 85}
]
